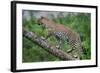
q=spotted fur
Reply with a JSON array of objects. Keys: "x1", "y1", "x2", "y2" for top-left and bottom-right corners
[{"x1": 37, "y1": 17, "x2": 82, "y2": 59}]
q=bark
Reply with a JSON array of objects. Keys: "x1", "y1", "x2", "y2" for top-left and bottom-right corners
[{"x1": 23, "y1": 28, "x2": 76, "y2": 60}]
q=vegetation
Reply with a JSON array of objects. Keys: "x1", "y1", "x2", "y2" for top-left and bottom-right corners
[{"x1": 22, "y1": 11, "x2": 91, "y2": 63}]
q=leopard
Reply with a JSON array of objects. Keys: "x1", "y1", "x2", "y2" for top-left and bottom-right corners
[{"x1": 37, "y1": 16, "x2": 83, "y2": 59}]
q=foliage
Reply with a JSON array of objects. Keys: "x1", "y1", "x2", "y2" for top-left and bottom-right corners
[{"x1": 22, "y1": 12, "x2": 91, "y2": 62}]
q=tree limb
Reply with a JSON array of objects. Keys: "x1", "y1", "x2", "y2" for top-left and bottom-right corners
[{"x1": 23, "y1": 28, "x2": 76, "y2": 60}]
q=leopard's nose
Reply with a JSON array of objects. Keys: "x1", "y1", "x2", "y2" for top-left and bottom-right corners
[{"x1": 38, "y1": 23, "x2": 40, "y2": 25}]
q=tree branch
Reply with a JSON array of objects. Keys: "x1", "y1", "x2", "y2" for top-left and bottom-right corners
[{"x1": 23, "y1": 28, "x2": 76, "y2": 60}]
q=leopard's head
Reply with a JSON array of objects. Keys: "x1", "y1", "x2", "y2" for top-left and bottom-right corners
[{"x1": 37, "y1": 16, "x2": 49, "y2": 25}]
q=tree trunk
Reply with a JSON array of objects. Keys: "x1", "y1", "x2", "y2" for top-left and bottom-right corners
[{"x1": 23, "y1": 28, "x2": 76, "y2": 60}]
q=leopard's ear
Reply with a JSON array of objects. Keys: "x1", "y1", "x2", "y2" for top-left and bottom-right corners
[
  {"x1": 41, "y1": 16, "x2": 49, "y2": 21},
  {"x1": 41, "y1": 16, "x2": 45, "y2": 19}
]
